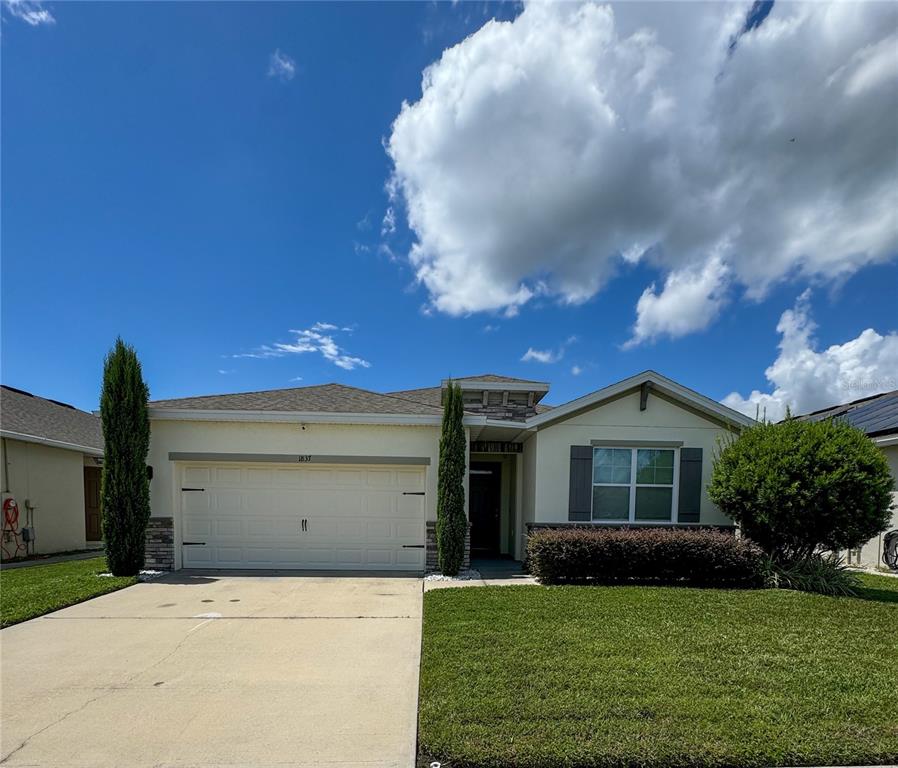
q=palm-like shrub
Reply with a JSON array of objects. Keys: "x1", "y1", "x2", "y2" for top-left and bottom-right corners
[
  {"x1": 100, "y1": 338, "x2": 151, "y2": 576},
  {"x1": 709, "y1": 418, "x2": 893, "y2": 564}
]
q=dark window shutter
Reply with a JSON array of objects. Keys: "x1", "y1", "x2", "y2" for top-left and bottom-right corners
[
  {"x1": 677, "y1": 447, "x2": 703, "y2": 523},
  {"x1": 568, "y1": 446, "x2": 593, "y2": 521}
]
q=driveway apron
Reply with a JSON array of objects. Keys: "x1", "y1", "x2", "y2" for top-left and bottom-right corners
[{"x1": 1, "y1": 572, "x2": 423, "y2": 768}]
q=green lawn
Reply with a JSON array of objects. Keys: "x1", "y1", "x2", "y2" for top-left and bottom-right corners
[
  {"x1": 1, "y1": 556, "x2": 136, "y2": 628},
  {"x1": 419, "y1": 573, "x2": 898, "y2": 768}
]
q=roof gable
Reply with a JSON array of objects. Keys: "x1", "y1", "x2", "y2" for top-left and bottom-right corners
[{"x1": 527, "y1": 371, "x2": 755, "y2": 431}]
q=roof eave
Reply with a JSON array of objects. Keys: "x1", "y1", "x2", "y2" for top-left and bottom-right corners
[{"x1": 0, "y1": 429, "x2": 104, "y2": 457}]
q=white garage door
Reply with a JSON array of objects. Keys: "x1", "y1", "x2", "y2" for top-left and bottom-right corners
[{"x1": 179, "y1": 462, "x2": 426, "y2": 570}]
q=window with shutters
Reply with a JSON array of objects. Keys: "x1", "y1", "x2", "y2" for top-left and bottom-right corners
[{"x1": 592, "y1": 447, "x2": 678, "y2": 522}]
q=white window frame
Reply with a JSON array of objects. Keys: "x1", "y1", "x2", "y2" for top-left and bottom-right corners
[{"x1": 590, "y1": 446, "x2": 680, "y2": 523}]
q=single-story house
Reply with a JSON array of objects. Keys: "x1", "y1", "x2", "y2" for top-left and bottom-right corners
[
  {"x1": 0, "y1": 385, "x2": 105, "y2": 559},
  {"x1": 145, "y1": 370, "x2": 753, "y2": 571},
  {"x1": 797, "y1": 390, "x2": 898, "y2": 569}
]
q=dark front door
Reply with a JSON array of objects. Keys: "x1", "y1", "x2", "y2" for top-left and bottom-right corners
[
  {"x1": 469, "y1": 461, "x2": 501, "y2": 557},
  {"x1": 84, "y1": 466, "x2": 102, "y2": 541}
]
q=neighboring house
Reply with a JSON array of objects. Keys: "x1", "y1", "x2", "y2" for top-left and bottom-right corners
[
  {"x1": 796, "y1": 390, "x2": 898, "y2": 569},
  {"x1": 0, "y1": 385, "x2": 105, "y2": 558},
  {"x1": 146, "y1": 370, "x2": 753, "y2": 571}
]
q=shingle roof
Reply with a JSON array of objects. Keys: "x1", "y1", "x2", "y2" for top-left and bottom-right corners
[
  {"x1": 796, "y1": 390, "x2": 898, "y2": 437},
  {"x1": 0, "y1": 385, "x2": 104, "y2": 453},
  {"x1": 449, "y1": 374, "x2": 549, "y2": 385},
  {"x1": 388, "y1": 384, "x2": 554, "y2": 414},
  {"x1": 150, "y1": 383, "x2": 444, "y2": 416}
]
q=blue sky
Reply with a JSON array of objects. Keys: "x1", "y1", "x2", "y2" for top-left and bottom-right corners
[{"x1": 2, "y1": 1, "x2": 896, "y2": 416}]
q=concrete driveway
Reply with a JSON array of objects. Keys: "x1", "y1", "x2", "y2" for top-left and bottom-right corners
[{"x1": 1, "y1": 572, "x2": 423, "y2": 768}]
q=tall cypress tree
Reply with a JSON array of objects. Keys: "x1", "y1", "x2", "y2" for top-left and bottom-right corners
[
  {"x1": 436, "y1": 381, "x2": 467, "y2": 575},
  {"x1": 100, "y1": 338, "x2": 151, "y2": 576}
]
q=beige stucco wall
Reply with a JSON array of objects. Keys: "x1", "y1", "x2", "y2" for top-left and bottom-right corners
[
  {"x1": 530, "y1": 389, "x2": 738, "y2": 532},
  {"x1": 845, "y1": 443, "x2": 898, "y2": 569},
  {"x1": 518, "y1": 434, "x2": 538, "y2": 559},
  {"x1": 147, "y1": 419, "x2": 442, "y2": 569},
  {"x1": 0, "y1": 438, "x2": 89, "y2": 556}
]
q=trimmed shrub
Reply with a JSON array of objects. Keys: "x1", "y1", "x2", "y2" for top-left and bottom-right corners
[
  {"x1": 436, "y1": 381, "x2": 467, "y2": 575},
  {"x1": 761, "y1": 553, "x2": 861, "y2": 596},
  {"x1": 527, "y1": 527, "x2": 764, "y2": 587},
  {"x1": 100, "y1": 338, "x2": 151, "y2": 577},
  {"x1": 708, "y1": 418, "x2": 894, "y2": 564}
]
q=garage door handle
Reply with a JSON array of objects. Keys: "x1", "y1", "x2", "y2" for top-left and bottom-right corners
[
  {"x1": 181, "y1": 488, "x2": 205, "y2": 492},
  {"x1": 402, "y1": 492, "x2": 425, "y2": 496},
  {"x1": 183, "y1": 541, "x2": 206, "y2": 546},
  {"x1": 402, "y1": 544, "x2": 425, "y2": 549}
]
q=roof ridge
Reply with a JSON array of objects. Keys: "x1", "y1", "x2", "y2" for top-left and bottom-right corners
[
  {"x1": 1, "y1": 384, "x2": 91, "y2": 416},
  {"x1": 149, "y1": 381, "x2": 372, "y2": 405},
  {"x1": 375, "y1": 388, "x2": 444, "y2": 412}
]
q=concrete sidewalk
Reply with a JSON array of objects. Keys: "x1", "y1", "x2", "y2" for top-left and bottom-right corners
[
  {"x1": 424, "y1": 559, "x2": 538, "y2": 591},
  {"x1": 0, "y1": 548, "x2": 105, "y2": 570},
  {"x1": 1, "y1": 571, "x2": 423, "y2": 767}
]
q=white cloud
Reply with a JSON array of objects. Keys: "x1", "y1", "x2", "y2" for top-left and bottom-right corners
[
  {"x1": 386, "y1": 2, "x2": 898, "y2": 332},
  {"x1": 217, "y1": 369, "x2": 235, "y2": 375},
  {"x1": 723, "y1": 291, "x2": 898, "y2": 421},
  {"x1": 3, "y1": 0, "x2": 54, "y2": 25},
  {"x1": 521, "y1": 335, "x2": 577, "y2": 364},
  {"x1": 627, "y1": 256, "x2": 730, "y2": 346},
  {"x1": 232, "y1": 323, "x2": 370, "y2": 371},
  {"x1": 268, "y1": 49, "x2": 296, "y2": 82},
  {"x1": 521, "y1": 348, "x2": 560, "y2": 364},
  {"x1": 482, "y1": 324, "x2": 500, "y2": 333},
  {"x1": 571, "y1": 365, "x2": 583, "y2": 376},
  {"x1": 381, "y1": 207, "x2": 396, "y2": 236},
  {"x1": 289, "y1": 376, "x2": 304, "y2": 383}
]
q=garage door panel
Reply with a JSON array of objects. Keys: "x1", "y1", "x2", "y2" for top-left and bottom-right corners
[
  {"x1": 335, "y1": 549, "x2": 364, "y2": 565},
  {"x1": 366, "y1": 469, "x2": 396, "y2": 488},
  {"x1": 245, "y1": 468, "x2": 275, "y2": 485},
  {"x1": 365, "y1": 494, "x2": 397, "y2": 517},
  {"x1": 335, "y1": 469, "x2": 364, "y2": 486},
  {"x1": 214, "y1": 467, "x2": 242, "y2": 483},
  {"x1": 215, "y1": 519, "x2": 243, "y2": 537},
  {"x1": 397, "y1": 469, "x2": 424, "y2": 489},
  {"x1": 397, "y1": 494, "x2": 425, "y2": 518},
  {"x1": 214, "y1": 546, "x2": 244, "y2": 565},
  {"x1": 183, "y1": 467, "x2": 211, "y2": 486},
  {"x1": 396, "y1": 521, "x2": 421, "y2": 541},
  {"x1": 335, "y1": 520, "x2": 364, "y2": 539},
  {"x1": 184, "y1": 518, "x2": 212, "y2": 537},
  {"x1": 396, "y1": 547, "x2": 424, "y2": 566},
  {"x1": 304, "y1": 468, "x2": 336, "y2": 486},
  {"x1": 179, "y1": 462, "x2": 426, "y2": 570},
  {"x1": 214, "y1": 491, "x2": 243, "y2": 512},
  {"x1": 183, "y1": 546, "x2": 212, "y2": 567},
  {"x1": 183, "y1": 493, "x2": 211, "y2": 513}
]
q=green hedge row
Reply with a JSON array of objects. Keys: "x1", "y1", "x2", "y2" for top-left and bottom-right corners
[{"x1": 527, "y1": 527, "x2": 764, "y2": 587}]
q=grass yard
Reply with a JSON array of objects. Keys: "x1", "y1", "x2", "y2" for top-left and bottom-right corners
[
  {"x1": 419, "y1": 573, "x2": 898, "y2": 768},
  {"x1": 1, "y1": 556, "x2": 136, "y2": 628}
]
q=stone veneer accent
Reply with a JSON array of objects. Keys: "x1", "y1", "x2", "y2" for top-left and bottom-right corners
[
  {"x1": 425, "y1": 520, "x2": 471, "y2": 573},
  {"x1": 145, "y1": 517, "x2": 174, "y2": 570}
]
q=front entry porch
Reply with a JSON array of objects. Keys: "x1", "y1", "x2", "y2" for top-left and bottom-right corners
[{"x1": 468, "y1": 446, "x2": 520, "y2": 562}]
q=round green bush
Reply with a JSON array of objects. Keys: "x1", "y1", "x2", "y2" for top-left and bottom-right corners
[{"x1": 708, "y1": 418, "x2": 894, "y2": 563}]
